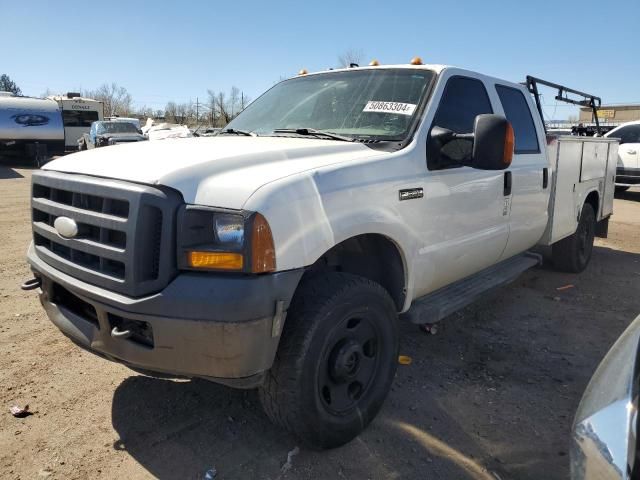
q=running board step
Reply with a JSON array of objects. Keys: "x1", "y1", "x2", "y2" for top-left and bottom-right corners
[{"x1": 404, "y1": 252, "x2": 542, "y2": 325}]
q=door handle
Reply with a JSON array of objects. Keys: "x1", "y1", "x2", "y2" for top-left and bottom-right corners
[
  {"x1": 543, "y1": 168, "x2": 549, "y2": 189},
  {"x1": 504, "y1": 171, "x2": 512, "y2": 196}
]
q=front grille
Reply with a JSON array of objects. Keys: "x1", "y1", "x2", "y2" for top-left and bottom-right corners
[{"x1": 31, "y1": 170, "x2": 181, "y2": 297}]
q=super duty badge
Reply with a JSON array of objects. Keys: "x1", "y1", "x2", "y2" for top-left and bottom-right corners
[{"x1": 399, "y1": 188, "x2": 423, "y2": 201}]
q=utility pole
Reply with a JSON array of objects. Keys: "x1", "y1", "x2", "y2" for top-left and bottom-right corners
[{"x1": 196, "y1": 97, "x2": 199, "y2": 125}]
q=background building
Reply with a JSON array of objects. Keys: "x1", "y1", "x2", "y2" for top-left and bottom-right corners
[{"x1": 579, "y1": 104, "x2": 640, "y2": 124}]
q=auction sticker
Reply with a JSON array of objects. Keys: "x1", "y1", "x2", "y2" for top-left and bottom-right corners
[{"x1": 363, "y1": 101, "x2": 417, "y2": 116}]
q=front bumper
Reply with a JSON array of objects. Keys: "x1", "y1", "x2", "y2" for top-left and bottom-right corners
[
  {"x1": 27, "y1": 243, "x2": 303, "y2": 388},
  {"x1": 616, "y1": 167, "x2": 640, "y2": 186}
]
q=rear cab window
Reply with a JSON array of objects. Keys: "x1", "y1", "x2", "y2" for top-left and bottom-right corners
[{"x1": 495, "y1": 85, "x2": 540, "y2": 154}]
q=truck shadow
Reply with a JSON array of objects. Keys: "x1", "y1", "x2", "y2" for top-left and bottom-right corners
[
  {"x1": 0, "y1": 165, "x2": 25, "y2": 179},
  {"x1": 111, "y1": 375, "x2": 506, "y2": 480},
  {"x1": 615, "y1": 188, "x2": 640, "y2": 202},
  {"x1": 111, "y1": 245, "x2": 640, "y2": 480}
]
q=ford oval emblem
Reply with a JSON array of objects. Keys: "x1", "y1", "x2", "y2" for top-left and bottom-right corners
[{"x1": 54, "y1": 216, "x2": 78, "y2": 239}]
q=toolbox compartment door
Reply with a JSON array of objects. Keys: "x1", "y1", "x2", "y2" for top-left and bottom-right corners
[{"x1": 538, "y1": 137, "x2": 618, "y2": 246}]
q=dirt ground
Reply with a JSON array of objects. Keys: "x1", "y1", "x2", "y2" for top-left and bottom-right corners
[{"x1": 1, "y1": 164, "x2": 639, "y2": 480}]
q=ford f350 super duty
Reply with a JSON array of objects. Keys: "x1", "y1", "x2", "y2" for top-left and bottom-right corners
[{"x1": 23, "y1": 61, "x2": 618, "y2": 449}]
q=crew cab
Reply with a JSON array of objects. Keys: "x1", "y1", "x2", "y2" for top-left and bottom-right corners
[
  {"x1": 23, "y1": 61, "x2": 618, "y2": 449},
  {"x1": 78, "y1": 120, "x2": 146, "y2": 150},
  {"x1": 604, "y1": 120, "x2": 640, "y2": 191}
]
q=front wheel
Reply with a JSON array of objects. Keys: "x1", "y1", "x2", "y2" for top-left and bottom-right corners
[
  {"x1": 259, "y1": 272, "x2": 399, "y2": 449},
  {"x1": 552, "y1": 203, "x2": 596, "y2": 273}
]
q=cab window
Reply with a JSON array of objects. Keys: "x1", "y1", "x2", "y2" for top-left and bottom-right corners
[
  {"x1": 495, "y1": 85, "x2": 540, "y2": 154},
  {"x1": 428, "y1": 76, "x2": 493, "y2": 170}
]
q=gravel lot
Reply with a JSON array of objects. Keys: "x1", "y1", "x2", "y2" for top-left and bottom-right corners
[{"x1": 1, "y1": 164, "x2": 639, "y2": 480}]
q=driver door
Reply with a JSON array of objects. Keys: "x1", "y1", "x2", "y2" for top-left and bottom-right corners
[{"x1": 411, "y1": 74, "x2": 510, "y2": 296}]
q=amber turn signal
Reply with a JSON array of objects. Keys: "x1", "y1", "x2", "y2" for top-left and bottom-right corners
[
  {"x1": 503, "y1": 123, "x2": 515, "y2": 166},
  {"x1": 187, "y1": 251, "x2": 244, "y2": 270},
  {"x1": 251, "y1": 213, "x2": 276, "y2": 273}
]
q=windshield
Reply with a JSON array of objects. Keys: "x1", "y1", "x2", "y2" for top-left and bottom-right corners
[
  {"x1": 226, "y1": 68, "x2": 435, "y2": 142},
  {"x1": 97, "y1": 122, "x2": 138, "y2": 134}
]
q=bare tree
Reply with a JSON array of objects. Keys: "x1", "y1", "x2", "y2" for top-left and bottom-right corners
[
  {"x1": 164, "y1": 101, "x2": 178, "y2": 123},
  {"x1": 205, "y1": 87, "x2": 250, "y2": 127},
  {"x1": 338, "y1": 49, "x2": 365, "y2": 68},
  {"x1": 84, "y1": 83, "x2": 133, "y2": 116},
  {"x1": 136, "y1": 105, "x2": 155, "y2": 119}
]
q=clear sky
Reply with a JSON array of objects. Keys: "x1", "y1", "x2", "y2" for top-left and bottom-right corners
[{"x1": 3, "y1": 0, "x2": 638, "y2": 120}]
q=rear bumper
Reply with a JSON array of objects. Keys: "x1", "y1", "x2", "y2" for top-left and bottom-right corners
[
  {"x1": 27, "y1": 243, "x2": 303, "y2": 388},
  {"x1": 616, "y1": 167, "x2": 640, "y2": 186}
]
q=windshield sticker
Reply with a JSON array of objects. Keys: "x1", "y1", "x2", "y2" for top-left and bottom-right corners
[{"x1": 363, "y1": 101, "x2": 417, "y2": 116}]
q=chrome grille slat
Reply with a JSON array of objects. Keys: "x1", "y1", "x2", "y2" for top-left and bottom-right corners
[
  {"x1": 34, "y1": 245, "x2": 126, "y2": 283},
  {"x1": 31, "y1": 170, "x2": 181, "y2": 297},
  {"x1": 33, "y1": 222, "x2": 126, "y2": 261},
  {"x1": 32, "y1": 198, "x2": 128, "y2": 230}
]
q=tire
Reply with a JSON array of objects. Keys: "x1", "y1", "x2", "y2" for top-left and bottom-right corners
[
  {"x1": 615, "y1": 186, "x2": 629, "y2": 193},
  {"x1": 259, "y1": 272, "x2": 399, "y2": 449},
  {"x1": 552, "y1": 203, "x2": 596, "y2": 273}
]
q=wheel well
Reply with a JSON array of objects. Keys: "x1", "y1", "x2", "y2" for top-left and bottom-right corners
[
  {"x1": 585, "y1": 190, "x2": 599, "y2": 216},
  {"x1": 306, "y1": 234, "x2": 406, "y2": 311}
]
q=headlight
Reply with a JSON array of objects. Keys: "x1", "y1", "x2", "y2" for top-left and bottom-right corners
[
  {"x1": 214, "y1": 214, "x2": 244, "y2": 246},
  {"x1": 177, "y1": 206, "x2": 275, "y2": 273}
]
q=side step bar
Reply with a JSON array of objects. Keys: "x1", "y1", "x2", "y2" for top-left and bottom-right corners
[{"x1": 403, "y1": 252, "x2": 542, "y2": 325}]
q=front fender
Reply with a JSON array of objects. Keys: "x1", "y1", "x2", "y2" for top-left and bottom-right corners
[{"x1": 244, "y1": 171, "x2": 417, "y2": 310}]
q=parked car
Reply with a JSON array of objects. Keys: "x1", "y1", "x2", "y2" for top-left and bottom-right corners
[
  {"x1": 24, "y1": 62, "x2": 618, "y2": 449},
  {"x1": 78, "y1": 120, "x2": 146, "y2": 150},
  {"x1": 604, "y1": 120, "x2": 640, "y2": 192},
  {"x1": 571, "y1": 314, "x2": 639, "y2": 480}
]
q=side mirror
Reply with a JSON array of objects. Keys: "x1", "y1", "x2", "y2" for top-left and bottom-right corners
[
  {"x1": 471, "y1": 114, "x2": 514, "y2": 170},
  {"x1": 429, "y1": 114, "x2": 514, "y2": 170}
]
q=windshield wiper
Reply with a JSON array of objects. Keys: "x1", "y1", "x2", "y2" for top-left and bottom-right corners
[
  {"x1": 218, "y1": 128, "x2": 256, "y2": 137},
  {"x1": 272, "y1": 128, "x2": 354, "y2": 142}
]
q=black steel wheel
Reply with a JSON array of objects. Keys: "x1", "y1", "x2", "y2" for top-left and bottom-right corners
[
  {"x1": 552, "y1": 203, "x2": 596, "y2": 273},
  {"x1": 259, "y1": 272, "x2": 398, "y2": 449}
]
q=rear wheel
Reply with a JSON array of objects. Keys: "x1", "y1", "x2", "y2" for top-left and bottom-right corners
[
  {"x1": 259, "y1": 272, "x2": 399, "y2": 449},
  {"x1": 552, "y1": 203, "x2": 596, "y2": 273}
]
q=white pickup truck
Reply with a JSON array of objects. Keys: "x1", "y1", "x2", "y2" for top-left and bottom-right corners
[{"x1": 24, "y1": 62, "x2": 618, "y2": 449}]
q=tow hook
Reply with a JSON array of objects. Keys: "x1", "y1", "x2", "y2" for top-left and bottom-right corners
[
  {"x1": 111, "y1": 327, "x2": 132, "y2": 340},
  {"x1": 21, "y1": 277, "x2": 42, "y2": 291}
]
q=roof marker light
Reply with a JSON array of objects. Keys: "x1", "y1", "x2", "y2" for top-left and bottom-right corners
[
  {"x1": 298, "y1": 69, "x2": 308, "y2": 75},
  {"x1": 410, "y1": 57, "x2": 423, "y2": 65},
  {"x1": 369, "y1": 59, "x2": 380, "y2": 66}
]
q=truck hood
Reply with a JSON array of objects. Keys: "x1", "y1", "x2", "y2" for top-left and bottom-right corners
[{"x1": 44, "y1": 136, "x2": 385, "y2": 208}]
